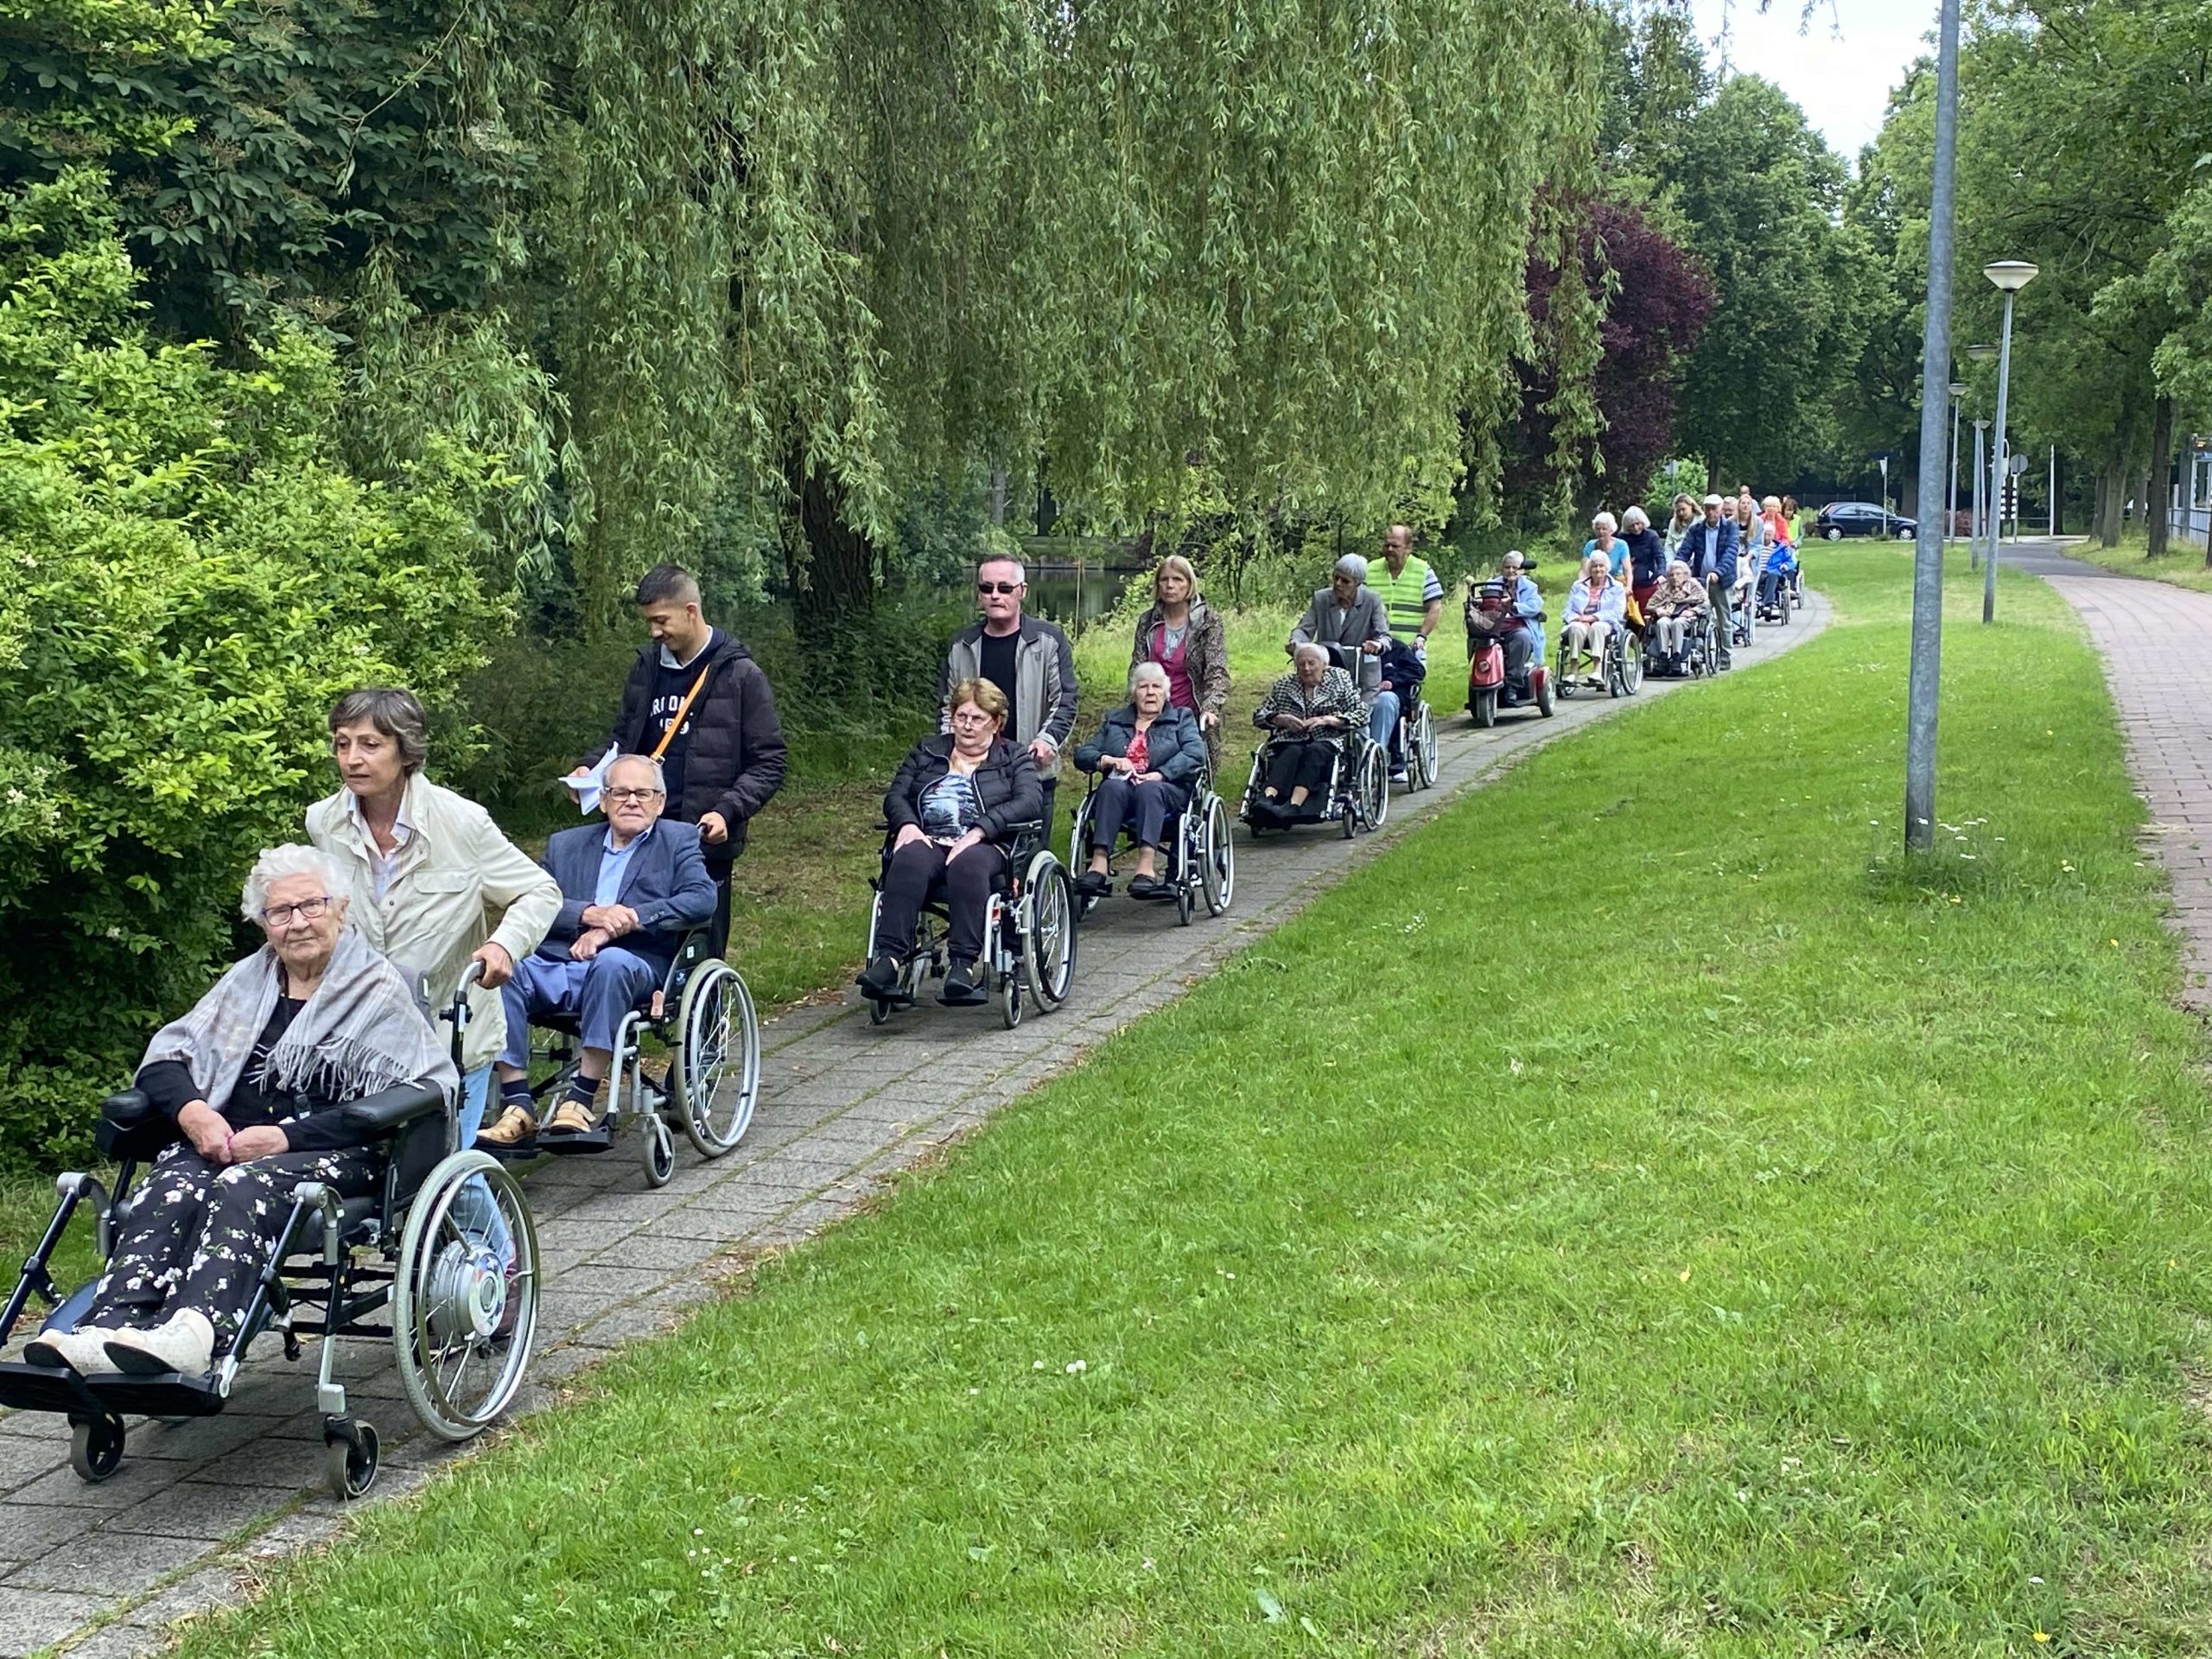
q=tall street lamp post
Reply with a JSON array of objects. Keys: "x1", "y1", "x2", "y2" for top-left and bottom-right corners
[
  {"x1": 1904, "y1": 0, "x2": 1962, "y2": 855},
  {"x1": 1964, "y1": 343, "x2": 1996, "y2": 567},
  {"x1": 1948, "y1": 381, "x2": 1967, "y2": 543},
  {"x1": 1983, "y1": 260, "x2": 2038, "y2": 623}
]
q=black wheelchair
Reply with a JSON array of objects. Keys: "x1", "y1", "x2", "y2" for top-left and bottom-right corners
[
  {"x1": 1240, "y1": 733, "x2": 1389, "y2": 839},
  {"x1": 1067, "y1": 770, "x2": 1235, "y2": 927},
  {"x1": 1644, "y1": 606, "x2": 1719, "y2": 679},
  {"x1": 0, "y1": 969, "x2": 537, "y2": 1500},
  {"x1": 862, "y1": 820, "x2": 1077, "y2": 1030},
  {"x1": 502, "y1": 918, "x2": 760, "y2": 1190},
  {"x1": 1554, "y1": 617, "x2": 1643, "y2": 700}
]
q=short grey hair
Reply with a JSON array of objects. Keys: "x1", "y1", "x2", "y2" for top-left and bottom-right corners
[
  {"x1": 242, "y1": 844, "x2": 346, "y2": 922},
  {"x1": 1293, "y1": 641, "x2": 1331, "y2": 670},
  {"x1": 1502, "y1": 550, "x2": 1526, "y2": 570},
  {"x1": 1332, "y1": 553, "x2": 1369, "y2": 582},
  {"x1": 1591, "y1": 512, "x2": 1618, "y2": 535},
  {"x1": 977, "y1": 553, "x2": 1027, "y2": 583},
  {"x1": 1622, "y1": 506, "x2": 1649, "y2": 531},
  {"x1": 1128, "y1": 661, "x2": 1171, "y2": 696},
  {"x1": 1668, "y1": 557, "x2": 1691, "y2": 577},
  {"x1": 606, "y1": 753, "x2": 667, "y2": 792},
  {"x1": 328, "y1": 687, "x2": 429, "y2": 774}
]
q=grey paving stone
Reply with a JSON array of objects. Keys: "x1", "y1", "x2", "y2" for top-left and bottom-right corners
[
  {"x1": 591, "y1": 1232, "x2": 726, "y2": 1273},
  {"x1": 0, "y1": 1586, "x2": 105, "y2": 1656},
  {"x1": 7, "y1": 1528, "x2": 210, "y2": 1596},
  {"x1": 120, "y1": 1563, "x2": 238, "y2": 1629},
  {"x1": 9, "y1": 1458, "x2": 181, "y2": 1513},
  {"x1": 0, "y1": 1437, "x2": 63, "y2": 1498},
  {"x1": 0, "y1": 1498, "x2": 98, "y2": 1566},
  {"x1": 231, "y1": 1508, "x2": 342, "y2": 1561},
  {"x1": 56, "y1": 1623, "x2": 167, "y2": 1659},
  {"x1": 102, "y1": 1481, "x2": 298, "y2": 1542}
]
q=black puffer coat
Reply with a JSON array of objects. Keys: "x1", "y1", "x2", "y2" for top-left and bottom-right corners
[
  {"x1": 884, "y1": 736, "x2": 1044, "y2": 845},
  {"x1": 595, "y1": 634, "x2": 788, "y2": 860}
]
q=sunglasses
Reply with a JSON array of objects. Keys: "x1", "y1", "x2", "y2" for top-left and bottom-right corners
[{"x1": 976, "y1": 581, "x2": 1021, "y2": 596}]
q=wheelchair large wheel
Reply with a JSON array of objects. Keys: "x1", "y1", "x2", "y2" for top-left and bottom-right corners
[
  {"x1": 1611, "y1": 634, "x2": 1642, "y2": 697},
  {"x1": 675, "y1": 959, "x2": 759, "y2": 1159},
  {"x1": 392, "y1": 1150, "x2": 538, "y2": 1442},
  {"x1": 1359, "y1": 744, "x2": 1390, "y2": 833},
  {"x1": 1414, "y1": 704, "x2": 1439, "y2": 785},
  {"x1": 1066, "y1": 791, "x2": 1095, "y2": 878},
  {"x1": 1202, "y1": 796, "x2": 1235, "y2": 916},
  {"x1": 1020, "y1": 853, "x2": 1077, "y2": 1012}
]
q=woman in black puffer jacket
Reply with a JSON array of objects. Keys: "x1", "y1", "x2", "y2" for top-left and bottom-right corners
[{"x1": 860, "y1": 678, "x2": 1043, "y2": 1007}]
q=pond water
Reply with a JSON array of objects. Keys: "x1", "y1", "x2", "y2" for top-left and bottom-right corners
[{"x1": 941, "y1": 565, "x2": 1148, "y2": 634}]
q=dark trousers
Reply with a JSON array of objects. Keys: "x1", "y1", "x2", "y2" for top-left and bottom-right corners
[
  {"x1": 703, "y1": 858, "x2": 734, "y2": 959},
  {"x1": 87, "y1": 1143, "x2": 381, "y2": 1356},
  {"x1": 1090, "y1": 775, "x2": 1190, "y2": 852},
  {"x1": 1263, "y1": 740, "x2": 1337, "y2": 801},
  {"x1": 1500, "y1": 630, "x2": 1535, "y2": 695},
  {"x1": 874, "y1": 839, "x2": 1008, "y2": 967}
]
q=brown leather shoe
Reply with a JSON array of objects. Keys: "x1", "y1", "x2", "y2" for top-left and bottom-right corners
[{"x1": 475, "y1": 1103, "x2": 537, "y2": 1147}]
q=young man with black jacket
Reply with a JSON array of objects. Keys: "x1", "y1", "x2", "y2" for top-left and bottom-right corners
[{"x1": 578, "y1": 564, "x2": 788, "y2": 951}]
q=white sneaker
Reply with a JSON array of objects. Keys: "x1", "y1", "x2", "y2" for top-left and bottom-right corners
[
  {"x1": 104, "y1": 1308, "x2": 214, "y2": 1376},
  {"x1": 23, "y1": 1325, "x2": 122, "y2": 1376}
]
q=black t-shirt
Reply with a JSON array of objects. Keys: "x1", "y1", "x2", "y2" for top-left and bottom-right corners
[
  {"x1": 135, "y1": 996, "x2": 364, "y2": 1154},
  {"x1": 976, "y1": 631, "x2": 1019, "y2": 727},
  {"x1": 649, "y1": 629, "x2": 722, "y2": 808}
]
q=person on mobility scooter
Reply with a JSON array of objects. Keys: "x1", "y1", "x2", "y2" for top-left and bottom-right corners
[{"x1": 1465, "y1": 553, "x2": 1553, "y2": 726}]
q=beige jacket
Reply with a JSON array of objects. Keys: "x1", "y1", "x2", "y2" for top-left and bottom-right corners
[{"x1": 307, "y1": 774, "x2": 559, "y2": 1072}]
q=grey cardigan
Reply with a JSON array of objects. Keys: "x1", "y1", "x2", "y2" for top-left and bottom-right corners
[{"x1": 1290, "y1": 586, "x2": 1389, "y2": 698}]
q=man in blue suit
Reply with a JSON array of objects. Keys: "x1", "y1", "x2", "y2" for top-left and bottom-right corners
[
  {"x1": 479, "y1": 753, "x2": 717, "y2": 1144},
  {"x1": 1681, "y1": 493, "x2": 1740, "y2": 670}
]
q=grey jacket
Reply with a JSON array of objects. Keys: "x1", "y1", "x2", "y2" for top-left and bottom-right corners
[
  {"x1": 940, "y1": 615, "x2": 1078, "y2": 770},
  {"x1": 1290, "y1": 586, "x2": 1389, "y2": 698}
]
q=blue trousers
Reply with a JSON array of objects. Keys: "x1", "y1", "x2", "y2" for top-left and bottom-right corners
[
  {"x1": 1368, "y1": 689, "x2": 1401, "y2": 753},
  {"x1": 497, "y1": 949, "x2": 659, "y2": 1066},
  {"x1": 1090, "y1": 774, "x2": 1190, "y2": 852}
]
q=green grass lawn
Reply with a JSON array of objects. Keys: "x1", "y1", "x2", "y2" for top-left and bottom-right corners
[
  {"x1": 156, "y1": 543, "x2": 2212, "y2": 1656},
  {"x1": 2059, "y1": 529, "x2": 2212, "y2": 595}
]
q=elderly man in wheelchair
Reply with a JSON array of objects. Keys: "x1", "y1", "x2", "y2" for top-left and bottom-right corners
[
  {"x1": 859, "y1": 678, "x2": 1077, "y2": 1027},
  {"x1": 477, "y1": 753, "x2": 759, "y2": 1186},
  {"x1": 2, "y1": 846, "x2": 537, "y2": 1497}
]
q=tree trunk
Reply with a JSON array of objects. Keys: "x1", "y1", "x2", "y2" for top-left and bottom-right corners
[
  {"x1": 2145, "y1": 397, "x2": 2176, "y2": 557},
  {"x1": 2099, "y1": 459, "x2": 2126, "y2": 547},
  {"x1": 2093, "y1": 471, "x2": 2107, "y2": 543},
  {"x1": 781, "y1": 449, "x2": 878, "y2": 652}
]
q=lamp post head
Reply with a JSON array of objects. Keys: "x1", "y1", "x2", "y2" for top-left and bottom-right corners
[
  {"x1": 1983, "y1": 259, "x2": 2039, "y2": 294},
  {"x1": 1965, "y1": 343, "x2": 1997, "y2": 363},
  {"x1": 1948, "y1": 381, "x2": 1968, "y2": 397}
]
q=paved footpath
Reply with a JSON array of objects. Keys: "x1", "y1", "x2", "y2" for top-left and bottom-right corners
[
  {"x1": 2015, "y1": 541, "x2": 2212, "y2": 1011},
  {"x1": 0, "y1": 594, "x2": 1828, "y2": 1656}
]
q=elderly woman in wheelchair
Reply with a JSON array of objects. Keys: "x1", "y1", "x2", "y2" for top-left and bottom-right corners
[
  {"x1": 859, "y1": 678, "x2": 1075, "y2": 1025},
  {"x1": 1243, "y1": 643, "x2": 1388, "y2": 836},
  {"x1": 1073, "y1": 663, "x2": 1208, "y2": 901},
  {"x1": 3, "y1": 846, "x2": 533, "y2": 1496}
]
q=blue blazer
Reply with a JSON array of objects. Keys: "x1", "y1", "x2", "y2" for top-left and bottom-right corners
[
  {"x1": 538, "y1": 819, "x2": 718, "y2": 976},
  {"x1": 1682, "y1": 518, "x2": 1738, "y2": 588}
]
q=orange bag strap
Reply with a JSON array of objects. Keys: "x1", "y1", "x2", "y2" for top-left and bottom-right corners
[{"x1": 648, "y1": 664, "x2": 715, "y2": 762}]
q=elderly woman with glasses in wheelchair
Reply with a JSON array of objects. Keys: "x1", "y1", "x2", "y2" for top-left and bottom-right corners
[
  {"x1": 858, "y1": 678, "x2": 1045, "y2": 1008},
  {"x1": 24, "y1": 847, "x2": 455, "y2": 1380},
  {"x1": 1073, "y1": 661, "x2": 1208, "y2": 901}
]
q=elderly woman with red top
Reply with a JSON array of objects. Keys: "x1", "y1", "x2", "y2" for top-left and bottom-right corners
[
  {"x1": 1073, "y1": 664, "x2": 1208, "y2": 900},
  {"x1": 1128, "y1": 554, "x2": 1229, "y2": 772}
]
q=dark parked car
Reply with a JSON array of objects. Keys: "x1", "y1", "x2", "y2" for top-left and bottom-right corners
[{"x1": 1815, "y1": 501, "x2": 1916, "y2": 541}]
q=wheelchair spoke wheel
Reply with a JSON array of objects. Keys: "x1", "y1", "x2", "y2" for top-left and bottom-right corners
[
  {"x1": 676, "y1": 960, "x2": 759, "y2": 1159},
  {"x1": 392, "y1": 1150, "x2": 537, "y2": 1442},
  {"x1": 1021, "y1": 858, "x2": 1077, "y2": 1011},
  {"x1": 1416, "y1": 706, "x2": 1438, "y2": 785},
  {"x1": 1361, "y1": 746, "x2": 1390, "y2": 831},
  {"x1": 1202, "y1": 796, "x2": 1234, "y2": 916}
]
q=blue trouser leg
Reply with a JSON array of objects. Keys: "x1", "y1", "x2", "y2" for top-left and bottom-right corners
[
  {"x1": 1128, "y1": 779, "x2": 1189, "y2": 849},
  {"x1": 1368, "y1": 689, "x2": 1400, "y2": 753},
  {"x1": 448, "y1": 1064, "x2": 512, "y2": 1262},
  {"x1": 577, "y1": 948, "x2": 658, "y2": 1053}
]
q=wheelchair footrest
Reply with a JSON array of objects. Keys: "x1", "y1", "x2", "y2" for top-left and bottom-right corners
[
  {"x1": 535, "y1": 1123, "x2": 617, "y2": 1156},
  {"x1": 0, "y1": 1360, "x2": 226, "y2": 1420}
]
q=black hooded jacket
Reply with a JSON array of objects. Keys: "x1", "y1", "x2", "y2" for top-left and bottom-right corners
[{"x1": 594, "y1": 633, "x2": 788, "y2": 861}]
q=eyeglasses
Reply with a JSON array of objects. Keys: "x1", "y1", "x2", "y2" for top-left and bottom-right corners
[
  {"x1": 604, "y1": 787, "x2": 664, "y2": 804},
  {"x1": 263, "y1": 896, "x2": 334, "y2": 927},
  {"x1": 950, "y1": 710, "x2": 997, "y2": 727},
  {"x1": 976, "y1": 581, "x2": 1021, "y2": 595}
]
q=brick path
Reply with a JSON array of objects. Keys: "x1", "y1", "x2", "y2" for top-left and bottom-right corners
[
  {"x1": 0, "y1": 594, "x2": 1828, "y2": 1656},
  {"x1": 2015, "y1": 541, "x2": 2212, "y2": 1010}
]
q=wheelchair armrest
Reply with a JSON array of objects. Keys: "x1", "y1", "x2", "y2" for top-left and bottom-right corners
[
  {"x1": 96, "y1": 1090, "x2": 181, "y2": 1161},
  {"x1": 336, "y1": 1083, "x2": 447, "y2": 1138}
]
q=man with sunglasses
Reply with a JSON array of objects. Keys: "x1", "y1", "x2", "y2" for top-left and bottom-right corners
[
  {"x1": 940, "y1": 555, "x2": 1078, "y2": 808},
  {"x1": 479, "y1": 753, "x2": 717, "y2": 1146}
]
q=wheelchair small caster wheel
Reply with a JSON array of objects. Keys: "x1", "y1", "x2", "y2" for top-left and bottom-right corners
[
  {"x1": 70, "y1": 1414, "x2": 126, "y2": 1484},
  {"x1": 643, "y1": 1116, "x2": 676, "y2": 1187},
  {"x1": 868, "y1": 996, "x2": 892, "y2": 1027},
  {"x1": 324, "y1": 1419, "x2": 379, "y2": 1500}
]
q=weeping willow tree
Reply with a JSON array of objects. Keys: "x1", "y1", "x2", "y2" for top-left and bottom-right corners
[{"x1": 544, "y1": 0, "x2": 1604, "y2": 630}]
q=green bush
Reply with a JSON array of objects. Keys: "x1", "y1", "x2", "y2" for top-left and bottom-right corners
[{"x1": 0, "y1": 172, "x2": 505, "y2": 1171}]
